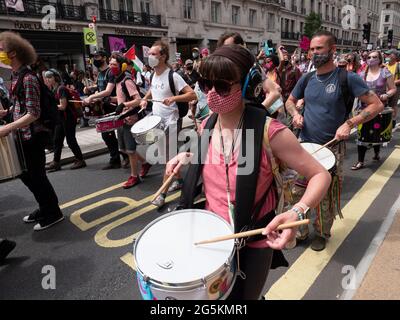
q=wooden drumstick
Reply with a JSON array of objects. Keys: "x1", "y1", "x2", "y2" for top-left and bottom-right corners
[
  {"x1": 146, "y1": 99, "x2": 164, "y2": 103},
  {"x1": 151, "y1": 162, "x2": 183, "y2": 203},
  {"x1": 68, "y1": 100, "x2": 83, "y2": 104},
  {"x1": 194, "y1": 219, "x2": 310, "y2": 245},
  {"x1": 310, "y1": 138, "x2": 337, "y2": 155}
]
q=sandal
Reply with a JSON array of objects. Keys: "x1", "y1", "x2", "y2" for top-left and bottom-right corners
[{"x1": 351, "y1": 162, "x2": 364, "y2": 170}]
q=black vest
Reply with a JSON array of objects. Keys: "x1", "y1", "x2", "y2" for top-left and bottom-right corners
[{"x1": 178, "y1": 105, "x2": 289, "y2": 268}]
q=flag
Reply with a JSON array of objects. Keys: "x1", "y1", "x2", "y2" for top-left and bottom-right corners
[
  {"x1": 124, "y1": 45, "x2": 143, "y2": 72},
  {"x1": 109, "y1": 36, "x2": 126, "y2": 52},
  {"x1": 142, "y1": 46, "x2": 150, "y2": 58},
  {"x1": 83, "y1": 27, "x2": 97, "y2": 46},
  {"x1": 5, "y1": 0, "x2": 24, "y2": 12}
]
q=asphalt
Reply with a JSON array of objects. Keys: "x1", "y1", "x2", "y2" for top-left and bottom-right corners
[{"x1": 0, "y1": 120, "x2": 399, "y2": 300}]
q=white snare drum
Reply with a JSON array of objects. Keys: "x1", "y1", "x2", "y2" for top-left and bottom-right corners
[
  {"x1": 0, "y1": 128, "x2": 25, "y2": 181},
  {"x1": 130, "y1": 115, "x2": 164, "y2": 145},
  {"x1": 295, "y1": 142, "x2": 336, "y2": 188},
  {"x1": 134, "y1": 209, "x2": 236, "y2": 300}
]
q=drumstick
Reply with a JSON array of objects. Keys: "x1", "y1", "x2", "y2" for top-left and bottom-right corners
[
  {"x1": 310, "y1": 138, "x2": 337, "y2": 155},
  {"x1": 68, "y1": 100, "x2": 83, "y2": 104},
  {"x1": 194, "y1": 219, "x2": 310, "y2": 246},
  {"x1": 151, "y1": 162, "x2": 183, "y2": 203},
  {"x1": 146, "y1": 99, "x2": 164, "y2": 103}
]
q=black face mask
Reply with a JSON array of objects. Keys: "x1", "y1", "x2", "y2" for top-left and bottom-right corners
[{"x1": 93, "y1": 59, "x2": 104, "y2": 69}]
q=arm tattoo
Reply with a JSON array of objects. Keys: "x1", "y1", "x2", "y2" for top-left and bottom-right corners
[{"x1": 361, "y1": 110, "x2": 371, "y2": 120}]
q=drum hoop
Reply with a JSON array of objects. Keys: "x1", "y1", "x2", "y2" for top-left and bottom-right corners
[
  {"x1": 131, "y1": 115, "x2": 162, "y2": 135},
  {"x1": 300, "y1": 142, "x2": 337, "y2": 171},
  {"x1": 134, "y1": 209, "x2": 236, "y2": 290}
]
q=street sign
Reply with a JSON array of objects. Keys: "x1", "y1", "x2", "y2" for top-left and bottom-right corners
[{"x1": 83, "y1": 27, "x2": 97, "y2": 46}]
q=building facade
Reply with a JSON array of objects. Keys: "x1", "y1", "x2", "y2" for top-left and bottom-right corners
[
  {"x1": 0, "y1": 0, "x2": 397, "y2": 71},
  {"x1": 0, "y1": 0, "x2": 167, "y2": 70},
  {"x1": 379, "y1": 0, "x2": 400, "y2": 49}
]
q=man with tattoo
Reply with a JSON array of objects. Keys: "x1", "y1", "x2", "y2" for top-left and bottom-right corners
[{"x1": 285, "y1": 31, "x2": 383, "y2": 251}]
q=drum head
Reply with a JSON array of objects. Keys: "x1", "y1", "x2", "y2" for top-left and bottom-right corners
[
  {"x1": 131, "y1": 115, "x2": 161, "y2": 135},
  {"x1": 134, "y1": 210, "x2": 234, "y2": 285},
  {"x1": 301, "y1": 142, "x2": 336, "y2": 171}
]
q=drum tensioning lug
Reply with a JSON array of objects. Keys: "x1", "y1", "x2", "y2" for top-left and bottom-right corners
[{"x1": 201, "y1": 278, "x2": 207, "y2": 288}]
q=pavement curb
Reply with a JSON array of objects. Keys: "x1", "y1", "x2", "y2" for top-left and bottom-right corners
[{"x1": 51, "y1": 147, "x2": 109, "y2": 166}]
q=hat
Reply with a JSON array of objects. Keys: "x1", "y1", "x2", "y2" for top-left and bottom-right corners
[
  {"x1": 385, "y1": 49, "x2": 400, "y2": 57},
  {"x1": 201, "y1": 48, "x2": 209, "y2": 55},
  {"x1": 184, "y1": 59, "x2": 193, "y2": 66},
  {"x1": 92, "y1": 49, "x2": 109, "y2": 58},
  {"x1": 192, "y1": 47, "x2": 200, "y2": 52}
]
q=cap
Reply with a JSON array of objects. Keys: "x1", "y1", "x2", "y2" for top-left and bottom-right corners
[
  {"x1": 92, "y1": 49, "x2": 109, "y2": 58},
  {"x1": 385, "y1": 49, "x2": 400, "y2": 57},
  {"x1": 192, "y1": 47, "x2": 200, "y2": 52},
  {"x1": 185, "y1": 59, "x2": 193, "y2": 65}
]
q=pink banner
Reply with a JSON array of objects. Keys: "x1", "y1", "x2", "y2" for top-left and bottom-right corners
[{"x1": 108, "y1": 36, "x2": 126, "y2": 52}]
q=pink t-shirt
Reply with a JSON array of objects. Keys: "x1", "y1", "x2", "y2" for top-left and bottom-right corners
[
  {"x1": 201, "y1": 117, "x2": 286, "y2": 248},
  {"x1": 116, "y1": 77, "x2": 141, "y2": 104}
]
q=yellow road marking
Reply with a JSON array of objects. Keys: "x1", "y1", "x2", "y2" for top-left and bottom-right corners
[
  {"x1": 266, "y1": 148, "x2": 400, "y2": 300},
  {"x1": 95, "y1": 193, "x2": 181, "y2": 248},
  {"x1": 60, "y1": 182, "x2": 124, "y2": 209},
  {"x1": 120, "y1": 252, "x2": 137, "y2": 272}
]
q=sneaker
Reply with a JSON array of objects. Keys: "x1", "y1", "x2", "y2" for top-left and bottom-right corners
[
  {"x1": 102, "y1": 162, "x2": 121, "y2": 170},
  {"x1": 139, "y1": 163, "x2": 152, "y2": 178},
  {"x1": 168, "y1": 180, "x2": 183, "y2": 192},
  {"x1": 122, "y1": 159, "x2": 130, "y2": 169},
  {"x1": 46, "y1": 161, "x2": 61, "y2": 172},
  {"x1": 311, "y1": 235, "x2": 326, "y2": 251},
  {"x1": 0, "y1": 239, "x2": 16, "y2": 262},
  {"x1": 33, "y1": 214, "x2": 65, "y2": 231},
  {"x1": 70, "y1": 160, "x2": 86, "y2": 170},
  {"x1": 123, "y1": 176, "x2": 140, "y2": 189},
  {"x1": 23, "y1": 209, "x2": 43, "y2": 223},
  {"x1": 151, "y1": 194, "x2": 166, "y2": 208},
  {"x1": 372, "y1": 154, "x2": 381, "y2": 162}
]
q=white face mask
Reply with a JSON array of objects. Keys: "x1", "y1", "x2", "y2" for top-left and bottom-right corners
[{"x1": 148, "y1": 55, "x2": 160, "y2": 68}]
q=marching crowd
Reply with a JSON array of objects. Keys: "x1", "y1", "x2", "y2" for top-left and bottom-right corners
[{"x1": 0, "y1": 29, "x2": 399, "y2": 300}]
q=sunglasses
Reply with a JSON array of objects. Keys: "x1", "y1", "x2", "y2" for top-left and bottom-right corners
[
  {"x1": 198, "y1": 77, "x2": 239, "y2": 96},
  {"x1": 367, "y1": 56, "x2": 379, "y2": 59}
]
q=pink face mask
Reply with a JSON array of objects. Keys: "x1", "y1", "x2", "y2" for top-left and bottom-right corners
[{"x1": 207, "y1": 89, "x2": 242, "y2": 114}]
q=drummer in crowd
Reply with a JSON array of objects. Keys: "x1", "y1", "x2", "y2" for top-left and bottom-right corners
[
  {"x1": 44, "y1": 69, "x2": 86, "y2": 172},
  {"x1": 166, "y1": 44, "x2": 332, "y2": 300},
  {"x1": 140, "y1": 40, "x2": 196, "y2": 208},
  {"x1": 351, "y1": 50, "x2": 397, "y2": 171},
  {"x1": 110, "y1": 54, "x2": 149, "y2": 189},
  {"x1": 286, "y1": 31, "x2": 383, "y2": 251},
  {"x1": 83, "y1": 49, "x2": 129, "y2": 170},
  {"x1": 0, "y1": 31, "x2": 64, "y2": 231}
]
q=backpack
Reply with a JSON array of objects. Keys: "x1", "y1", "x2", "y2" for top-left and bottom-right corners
[
  {"x1": 13, "y1": 69, "x2": 58, "y2": 131},
  {"x1": 150, "y1": 69, "x2": 190, "y2": 118},
  {"x1": 298, "y1": 68, "x2": 355, "y2": 118},
  {"x1": 58, "y1": 86, "x2": 83, "y2": 119},
  {"x1": 120, "y1": 75, "x2": 145, "y2": 123}
]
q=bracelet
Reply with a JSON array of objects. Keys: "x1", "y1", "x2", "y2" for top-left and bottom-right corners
[
  {"x1": 346, "y1": 119, "x2": 355, "y2": 128},
  {"x1": 291, "y1": 207, "x2": 306, "y2": 221},
  {"x1": 294, "y1": 202, "x2": 309, "y2": 213}
]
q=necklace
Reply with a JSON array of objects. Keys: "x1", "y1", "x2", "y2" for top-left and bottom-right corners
[
  {"x1": 315, "y1": 68, "x2": 337, "y2": 83},
  {"x1": 218, "y1": 111, "x2": 245, "y2": 229}
]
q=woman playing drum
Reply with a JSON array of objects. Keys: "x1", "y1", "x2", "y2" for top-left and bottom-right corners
[
  {"x1": 352, "y1": 51, "x2": 397, "y2": 170},
  {"x1": 165, "y1": 45, "x2": 332, "y2": 300}
]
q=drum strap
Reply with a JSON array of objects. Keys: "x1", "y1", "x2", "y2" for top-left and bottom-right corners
[{"x1": 179, "y1": 105, "x2": 267, "y2": 234}]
